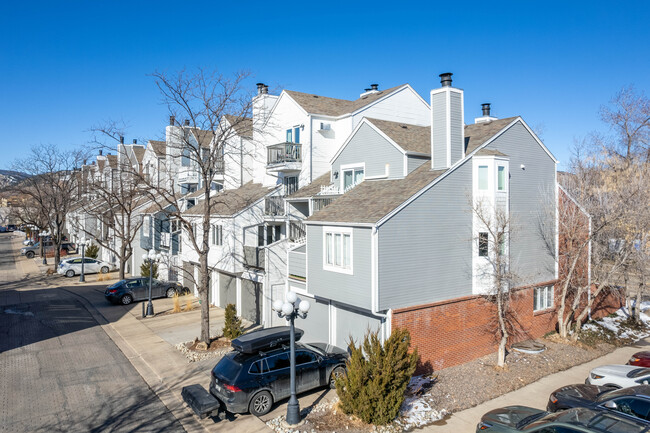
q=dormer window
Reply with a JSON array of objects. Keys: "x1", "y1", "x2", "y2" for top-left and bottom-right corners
[{"x1": 341, "y1": 164, "x2": 365, "y2": 192}]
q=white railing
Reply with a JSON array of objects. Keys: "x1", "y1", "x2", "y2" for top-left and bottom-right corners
[{"x1": 319, "y1": 184, "x2": 340, "y2": 195}]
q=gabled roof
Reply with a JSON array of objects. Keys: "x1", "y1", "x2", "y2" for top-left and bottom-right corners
[
  {"x1": 366, "y1": 118, "x2": 431, "y2": 154},
  {"x1": 224, "y1": 115, "x2": 253, "y2": 138},
  {"x1": 475, "y1": 148, "x2": 508, "y2": 157},
  {"x1": 192, "y1": 129, "x2": 215, "y2": 149},
  {"x1": 149, "y1": 140, "x2": 166, "y2": 158},
  {"x1": 106, "y1": 154, "x2": 117, "y2": 168},
  {"x1": 285, "y1": 84, "x2": 406, "y2": 117},
  {"x1": 97, "y1": 159, "x2": 106, "y2": 171},
  {"x1": 287, "y1": 172, "x2": 332, "y2": 199},
  {"x1": 132, "y1": 146, "x2": 146, "y2": 163},
  {"x1": 464, "y1": 117, "x2": 518, "y2": 154},
  {"x1": 307, "y1": 164, "x2": 446, "y2": 224},
  {"x1": 182, "y1": 182, "x2": 275, "y2": 217}
]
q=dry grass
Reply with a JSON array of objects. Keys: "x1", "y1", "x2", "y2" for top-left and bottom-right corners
[
  {"x1": 172, "y1": 294, "x2": 182, "y2": 313},
  {"x1": 184, "y1": 296, "x2": 194, "y2": 312},
  {"x1": 96, "y1": 273, "x2": 111, "y2": 282}
]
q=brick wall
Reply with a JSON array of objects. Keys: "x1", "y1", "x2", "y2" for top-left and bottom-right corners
[{"x1": 393, "y1": 282, "x2": 622, "y2": 373}]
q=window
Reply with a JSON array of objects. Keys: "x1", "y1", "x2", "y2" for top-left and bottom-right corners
[
  {"x1": 186, "y1": 199, "x2": 196, "y2": 209},
  {"x1": 610, "y1": 397, "x2": 650, "y2": 420},
  {"x1": 478, "y1": 165, "x2": 488, "y2": 190},
  {"x1": 210, "y1": 182, "x2": 223, "y2": 192},
  {"x1": 284, "y1": 176, "x2": 299, "y2": 195},
  {"x1": 295, "y1": 351, "x2": 317, "y2": 366},
  {"x1": 286, "y1": 127, "x2": 300, "y2": 144},
  {"x1": 266, "y1": 353, "x2": 290, "y2": 371},
  {"x1": 534, "y1": 285, "x2": 554, "y2": 311},
  {"x1": 181, "y1": 146, "x2": 191, "y2": 167},
  {"x1": 498, "y1": 166, "x2": 506, "y2": 191},
  {"x1": 343, "y1": 168, "x2": 364, "y2": 191},
  {"x1": 478, "y1": 232, "x2": 489, "y2": 257},
  {"x1": 324, "y1": 228, "x2": 352, "y2": 273},
  {"x1": 211, "y1": 224, "x2": 223, "y2": 246},
  {"x1": 143, "y1": 216, "x2": 150, "y2": 237}
]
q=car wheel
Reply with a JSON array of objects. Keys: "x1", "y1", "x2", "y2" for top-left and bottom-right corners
[
  {"x1": 249, "y1": 390, "x2": 273, "y2": 417},
  {"x1": 121, "y1": 294, "x2": 133, "y2": 305},
  {"x1": 166, "y1": 288, "x2": 176, "y2": 298},
  {"x1": 330, "y1": 366, "x2": 346, "y2": 389},
  {"x1": 26, "y1": 251, "x2": 35, "y2": 259},
  {"x1": 65, "y1": 269, "x2": 75, "y2": 278},
  {"x1": 100, "y1": 266, "x2": 109, "y2": 274}
]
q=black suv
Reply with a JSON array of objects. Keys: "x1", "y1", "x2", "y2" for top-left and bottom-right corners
[
  {"x1": 210, "y1": 327, "x2": 348, "y2": 416},
  {"x1": 104, "y1": 277, "x2": 186, "y2": 305}
]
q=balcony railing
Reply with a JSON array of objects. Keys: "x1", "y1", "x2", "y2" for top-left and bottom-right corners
[
  {"x1": 243, "y1": 246, "x2": 265, "y2": 269},
  {"x1": 312, "y1": 197, "x2": 336, "y2": 212},
  {"x1": 267, "y1": 143, "x2": 302, "y2": 168},
  {"x1": 213, "y1": 158, "x2": 224, "y2": 174},
  {"x1": 288, "y1": 221, "x2": 306, "y2": 243},
  {"x1": 265, "y1": 196, "x2": 285, "y2": 216}
]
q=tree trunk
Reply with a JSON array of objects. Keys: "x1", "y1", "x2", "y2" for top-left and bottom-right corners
[
  {"x1": 496, "y1": 292, "x2": 509, "y2": 367},
  {"x1": 199, "y1": 183, "x2": 212, "y2": 344},
  {"x1": 119, "y1": 243, "x2": 127, "y2": 279},
  {"x1": 634, "y1": 287, "x2": 643, "y2": 323}
]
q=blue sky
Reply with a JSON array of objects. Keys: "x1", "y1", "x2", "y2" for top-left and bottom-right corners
[{"x1": 1, "y1": 1, "x2": 649, "y2": 170}]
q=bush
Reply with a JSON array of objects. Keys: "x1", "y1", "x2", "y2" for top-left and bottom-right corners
[
  {"x1": 85, "y1": 243, "x2": 99, "y2": 259},
  {"x1": 140, "y1": 261, "x2": 159, "y2": 279},
  {"x1": 222, "y1": 303, "x2": 243, "y2": 340},
  {"x1": 335, "y1": 328, "x2": 418, "y2": 425}
]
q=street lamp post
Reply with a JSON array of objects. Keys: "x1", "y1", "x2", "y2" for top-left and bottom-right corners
[
  {"x1": 40, "y1": 230, "x2": 51, "y2": 265},
  {"x1": 79, "y1": 237, "x2": 91, "y2": 282},
  {"x1": 142, "y1": 249, "x2": 163, "y2": 317},
  {"x1": 272, "y1": 291, "x2": 311, "y2": 425}
]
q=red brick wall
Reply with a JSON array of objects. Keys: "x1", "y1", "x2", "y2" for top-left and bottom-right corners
[{"x1": 393, "y1": 282, "x2": 622, "y2": 373}]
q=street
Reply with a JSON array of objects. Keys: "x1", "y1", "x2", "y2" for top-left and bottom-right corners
[{"x1": 0, "y1": 233, "x2": 183, "y2": 432}]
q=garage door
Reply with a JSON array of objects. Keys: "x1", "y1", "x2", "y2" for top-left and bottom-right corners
[
  {"x1": 218, "y1": 273, "x2": 236, "y2": 308},
  {"x1": 334, "y1": 304, "x2": 382, "y2": 348},
  {"x1": 241, "y1": 279, "x2": 262, "y2": 324},
  {"x1": 296, "y1": 297, "x2": 330, "y2": 344}
]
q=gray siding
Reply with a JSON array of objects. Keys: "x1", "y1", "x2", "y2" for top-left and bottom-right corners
[
  {"x1": 332, "y1": 123, "x2": 404, "y2": 181},
  {"x1": 241, "y1": 279, "x2": 261, "y2": 324},
  {"x1": 218, "y1": 272, "x2": 236, "y2": 308},
  {"x1": 335, "y1": 304, "x2": 382, "y2": 348},
  {"x1": 378, "y1": 162, "x2": 473, "y2": 310},
  {"x1": 306, "y1": 225, "x2": 372, "y2": 309},
  {"x1": 297, "y1": 297, "x2": 330, "y2": 344},
  {"x1": 431, "y1": 91, "x2": 447, "y2": 170},
  {"x1": 484, "y1": 121, "x2": 556, "y2": 282},
  {"x1": 288, "y1": 249, "x2": 306, "y2": 279},
  {"x1": 407, "y1": 155, "x2": 430, "y2": 174},
  {"x1": 450, "y1": 91, "x2": 463, "y2": 164}
]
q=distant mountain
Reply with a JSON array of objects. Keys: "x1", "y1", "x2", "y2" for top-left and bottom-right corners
[{"x1": 0, "y1": 170, "x2": 28, "y2": 189}]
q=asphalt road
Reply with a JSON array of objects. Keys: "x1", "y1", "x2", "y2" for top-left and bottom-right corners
[{"x1": 0, "y1": 233, "x2": 184, "y2": 432}]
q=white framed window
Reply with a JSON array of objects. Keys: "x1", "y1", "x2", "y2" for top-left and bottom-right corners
[
  {"x1": 340, "y1": 163, "x2": 365, "y2": 192},
  {"x1": 478, "y1": 232, "x2": 488, "y2": 257},
  {"x1": 478, "y1": 165, "x2": 488, "y2": 190},
  {"x1": 142, "y1": 215, "x2": 150, "y2": 237},
  {"x1": 286, "y1": 126, "x2": 300, "y2": 144},
  {"x1": 323, "y1": 226, "x2": 353, "y2": 274},
  {"x1": 497, "y1": 166, "x2": 506, "y2": 191},
  {"x1": 211, "y1": 224, "x2": 223, "y2": 246},
  {"x1": 534, "y1": 285, "x2": 554, "y2": 311}
]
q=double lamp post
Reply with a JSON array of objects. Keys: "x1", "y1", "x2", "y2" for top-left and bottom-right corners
[
  {"x1": 272, "y1": 290, "x2": 311, "y2": 425},
  {"x1": 142, "y1": 249, "x2": 163, "y2": 317},
  {"x1": 78, "y1": 237, "x2": 91, "y2": 282}
]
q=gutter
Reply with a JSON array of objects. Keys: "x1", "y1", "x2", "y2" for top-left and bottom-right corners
[{"x1": 370, "y1": 225, "x2": 389, "y2": 340}]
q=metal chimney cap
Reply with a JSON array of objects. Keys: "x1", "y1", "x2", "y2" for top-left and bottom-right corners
[
  {"x1": 370, "y1": 84, "x2": 379, "y2": 90},
  {"x1": 439, "y1": 72, "x2": 453, "y2": 87},
  {"x1": 133, "y1": 139, "x2": 137, "y2": 144},
  {"x1": 481, "y1": 103, "x2": 491, "y2": 116},
  {"x1": 261, "y1": 85, "x2": 269, "y2": 94},
  {"x1": 99, "y1": 149, "x2": 103, "y2": 156},
  {"x1": 119, "y1": 136, "x2": 125, "y2": 144},
  {"x1": 364, "y1": 88, "x2": 371, "y2": 92},
  {"x1": 184, "y1": 119, "x2": 190, "y2": 126},
  {"x1": 169, "y1": 115, "x2": 175, "y2": 125}
]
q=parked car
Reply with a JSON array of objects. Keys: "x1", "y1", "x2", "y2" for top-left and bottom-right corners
[
  {"x1": 586, "y1": 365, "x2": 650, "y2": 389},
  {"x1": 104, "y1": 277, "x2": 185, "y2": 305},
  {"x1": 548, "y1": 384, "x2": 650, "y2": 424},
  {"x1": 0, "y1": 226, "x2": 6, "y2": 233},
  {"x1": 628, "y1": 352, "x2": 650, "y2": 368},
  {"x1": 22, "y1": 239, "x2": 35, "y2": 246},
  {"x1": 6, "y1": 224, "x2": 17, "y2": 232},
  {"x1": 210, "y1": 326, "x2": 348, "y2": 417},
  {"x1": 20, "y1": 241, "x2": 76, "y2": 258},
  {"x1": 476, "y1": 405, "x2": 647, "y2": 432},
  {"x1": 57, "y1": 257, "x2": 114, "y2": 277}
]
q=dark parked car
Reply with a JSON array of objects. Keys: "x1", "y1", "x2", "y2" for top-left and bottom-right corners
[
  {"x1": 547, "y1": 384, "x2": 650, "y2": 424},
  {"x1": 209, "y1": 326, "x2": 348, "y2": 416},
  {"x1": 20, "y1": 241, "x2": 76, "y2": 258},
  {"x1": 629, "y1": 352, "x2": 650, "y2": 368},
  {"x1": 104, "y1": 277, "x2": 185, "y2": 305},
  {"x1": 476, "y1": 405, "x2": 648, "y2": 432}
]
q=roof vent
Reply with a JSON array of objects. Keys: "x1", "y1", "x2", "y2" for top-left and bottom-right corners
[
  {"x1": 370, "y1": 84, "x2": 379, "y2": 91},
  {"x1": 360, "y1": 84, "x2": 380, "y2": 98},
  {"x1": 440, "y1": 73, "x2": 453, "y2": 87},
  {"x1": 474, "y1": 102, "x2": 498, "y2": 124},
  {"x1": 262, "y1": 85, "x2": 269, "y2": 94},
  {"x1": 256, "y1": 82, "x2": 264, "y2": 94}
]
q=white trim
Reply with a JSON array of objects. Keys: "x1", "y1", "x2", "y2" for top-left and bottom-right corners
[
  {"x1": 322, "y1": 226, "x2": 353, "y2": 275},
  {"x1": 305, "y1": 221, "x2": 374, "y2": 228},
  {"x1": 236, "y1": 277, "x2": 242, "y2": 317},
  {"x1": 403, "y1": 154, "x2": 408, "y2": 177},
  {"x1": 339, "y1": 162, "x2": 366, "y2": 192},
  {"x1": 370, "y1": 226, "x2": 387, "y2": 320},
  {"x1": 446, "y1": 89, "x2": 451, "y2": 168},
  {"x1": 518, "y1": 119, "x2": 559, "y2": 163}
]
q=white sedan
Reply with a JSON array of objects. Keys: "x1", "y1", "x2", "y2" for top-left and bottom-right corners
[
  {"x1": 586, "y1": 364, "x2": 650, "y2": 389},
  {"x1": 57, "y1": 257, "x2": 114, "y2": 278}
]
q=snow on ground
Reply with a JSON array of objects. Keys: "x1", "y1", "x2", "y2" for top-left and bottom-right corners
[
  {"x1": 395, "y1": 375, "x2": 448, "y2": 429},
  {"x1": 584, "y1": 307, "x2": 650, "y2": 341}
]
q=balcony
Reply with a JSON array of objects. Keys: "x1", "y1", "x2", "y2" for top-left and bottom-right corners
[
  {"x1": 266, "y1": 143, "x2": 302, "y2": 173},
  {"x1": 177, "y1": 169, "x2": 199, "y2": 184},
  {"x1": 288, "y1": 221, "x2": 306, "y2": 243},
  {"x1": 265, "y1": 196, "x2": 285, "y2": 216},
  {"x1": 313, "y1": 197, "x2": 336, "y2": 213},
  {"x1": 243, "y1": 246, "x2": 265, "y2": 269}
]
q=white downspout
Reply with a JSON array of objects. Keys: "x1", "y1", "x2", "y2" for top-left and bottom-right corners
[{"x1": 370, "y1": 225, "x2": 389, "y2": 341}]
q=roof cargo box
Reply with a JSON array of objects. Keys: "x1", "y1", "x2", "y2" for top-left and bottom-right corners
[{"x1": 231, "y1": 326, "x2": 304, "y2": 354}]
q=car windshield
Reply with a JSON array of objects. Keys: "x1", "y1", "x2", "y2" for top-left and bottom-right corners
[
  {"x1": 627, "y1": 368, "x2": 650, "y2": 378},
  {"x1": 524, "y1": 407, "x2": 595, "y2": 430},
  {"x1": 213, "y1": 356, "x2": 242, "y2": 381}
]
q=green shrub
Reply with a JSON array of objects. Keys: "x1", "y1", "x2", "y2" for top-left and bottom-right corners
[
  {"x1": 222, "y1": 304, "x2": 243, "y2": 340},
  {"x1": 335, "y1": 328, "x2": 418, "y2": 425},
  {"x1": 140, "y1": 261, "x2": 159, "y2": 279},
  {"x1": 85, "y1": 243, "x2": 99, "y2": 259}
]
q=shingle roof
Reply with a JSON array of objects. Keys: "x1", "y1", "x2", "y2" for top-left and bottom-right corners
[
  {"x1": 149, "y1": 140, "x2": 166, "y2": 158},
  {"x1": 97, "y1": 159, "x2": 106, "y2": 171},
  {"x1": 285, "y1": 85, "x2": 406, "y2": 117},
  {"x1": 287, "y1": 172, "x2": 332, "y2": 199},
  {"x1": 307, "y1": 164, "x2": 446, "y2": 224},
  {"x1": 366, "y1": 118, "x2": 430, "y2": 154},
  {"x1": 475, "y1": 148, "x2": 508, "y2": 157},
  {"x1": 132, "y1": 146, "x2": 146, "y2": 163},
  {"x1": 106, "y1": 154, "x2": 117, "y2": 168},
  {"x1": 192, "y1": 129, "x2": 214, "y2": 149},
  {"x1": 464, "y1": 117, "x2": 517, "y2": 155},
  {"x1": 183, "y1": 182, "x2": 275, "y2": 217},
  {"x1": 224, "y1": 115, "x2": 253, "y2": 138}
]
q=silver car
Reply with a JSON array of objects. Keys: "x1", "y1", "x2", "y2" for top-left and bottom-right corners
[{"x1": 57, "y1": 257, "x2": 113, "y2": 277}]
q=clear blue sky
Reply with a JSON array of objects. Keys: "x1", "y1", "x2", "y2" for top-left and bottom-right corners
[{"x1": 1, "y1": 0, "x2": 649, "y2": 170}]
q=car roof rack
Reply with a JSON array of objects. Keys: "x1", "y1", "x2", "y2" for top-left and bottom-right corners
[{"x1": 231, "y1": 326, "x2": 304, "y2": 354}]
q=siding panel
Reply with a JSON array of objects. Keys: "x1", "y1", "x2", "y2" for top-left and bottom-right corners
[
  {"x1": 407, "y1": 155, "x2": 430, "y2": 174},
  {"x1": 288, "y1": 250, "x2": 306, "y2": 279},
  {"x1": 431, "y1": 92, "x2": 448, "y2": 170},
  {"x1": 450, "y1": 91, "x2": 463, "y2": 164}
]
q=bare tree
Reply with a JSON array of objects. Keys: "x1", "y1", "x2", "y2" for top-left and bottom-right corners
[
  {"x1": 12, "y1": 144, "x2": 86, "y2": 266},
  {"x1": 136, "y1": 68, "x2": 257, "y2": 344},
  {"x1": 599, "y1": 86, "x2": 650, "y2": 162}
]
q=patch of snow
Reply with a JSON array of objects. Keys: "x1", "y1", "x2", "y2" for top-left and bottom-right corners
[
  {"x1": 396, "y1": 375, "x2": 448, "y2": 429},
  {"x1": 589, "y1": 307, "x2": 650, "y2": 341}
]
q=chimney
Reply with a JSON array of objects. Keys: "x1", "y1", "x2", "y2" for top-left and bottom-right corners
[
  {"x1": 99, "y1": 149, "x2": 103, "y2": 156},
  {"x1": 360, "y1": 84, "x2": 380, "y2": 98},
  {"x1": 262, "y1": 85, "x2": 269, "y2": 94},
  {"x1": 169, "y1": 115, "x2": 175, "y2": 126},
  {"x1": 474, "y1": 102, "x2": 498, "y2": 124},
  {"x1": 133, "y1": 139, "x2": 137, "y2": 144},
  {"x1": 256, "y1": 83, "x2": 264, "y2": 95},
  {"x1": 184, "y1": 119, "x2": 190, "y2": 126},
  {"x1": 119, "y1": 136, "x2": 124, "y2": 144},
  {"x1": 370, "y1": 84, "x2": 379, "y2": 91},
  {"x1": 430, "y1": 72, "x2": 465, "y2": 169}
]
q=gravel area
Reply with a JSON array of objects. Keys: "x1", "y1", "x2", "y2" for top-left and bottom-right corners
[{"x1": 175, "y1": 339, "x2": 232, "y2": 362}]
